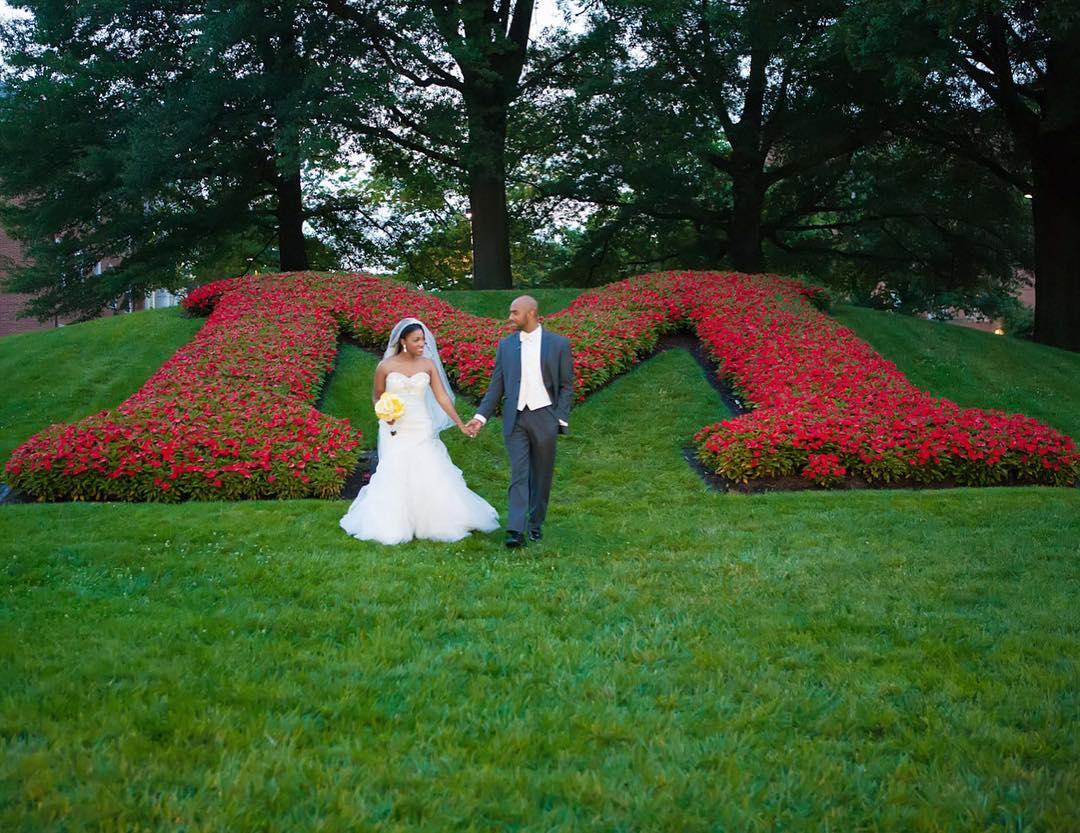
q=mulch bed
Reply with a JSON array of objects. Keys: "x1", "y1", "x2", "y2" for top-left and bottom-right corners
[
  {"x1": 340, "y1": 450, "x2": 376, "y2": 500},
  {"x1": 0, "y1": 483, "x2": 27, "y2": 505}
]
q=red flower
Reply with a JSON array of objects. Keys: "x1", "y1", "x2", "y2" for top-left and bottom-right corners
[{"x1": 5, "y1": 270, "x2": 1076, "y2": 501}]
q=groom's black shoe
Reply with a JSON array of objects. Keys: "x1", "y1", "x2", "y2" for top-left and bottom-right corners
[
  {"x1": 528, "y1": 527, "x2": 542, "y2": 542},
  {"x1": 505, "y1": 530, "x2": 525, "y2": 548}
]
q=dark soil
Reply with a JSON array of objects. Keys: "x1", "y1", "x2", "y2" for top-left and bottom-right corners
[
  {"x1": 340, "y1": 449, "x2": 376, "y2": 500},
  {"x1": 0, "y1": 483, "x2": 30, "y2": 505}
]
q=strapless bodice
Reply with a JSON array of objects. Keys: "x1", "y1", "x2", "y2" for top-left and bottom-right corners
[{"x1": 385, "y1": 370, "x2": 432, "y2": 407}]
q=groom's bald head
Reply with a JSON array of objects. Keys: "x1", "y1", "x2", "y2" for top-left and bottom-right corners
[
  {"x1": 512, "y1": 295, "x2": 538, "y2": 314},
  {"x1": 509, "y1": 295, "x2": 540, "y2": 332}
]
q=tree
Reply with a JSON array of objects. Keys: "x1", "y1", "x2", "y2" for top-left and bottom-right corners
[
  {"x1": 540, "y1": 0, "x2": 896, "y2": 275},
  {"x1": 324, "y1": 0, "x2": 573, "y2": 289},
  {"x1": 849, "y1": 0, "x2": 1080, "y2": 351},
  {"x1": 528, "y1": 0, "x2": 1032, "y2": 319},
  {"x1": 0, "y1": 0, "x2": 369, "y2": 320},
  {"x1": 766, "y1": 136, "x2": 1033, "y2": 316}
]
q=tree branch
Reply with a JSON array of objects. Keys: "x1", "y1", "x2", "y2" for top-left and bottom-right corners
[
  {"x1": 322, "y1": 0, "x2": 465, "y2": 91},
  {"x1": 518, "y1": 40, "x2": 590, "y2": 92},
  {"x1": 912, "y1": 121, "x2": 1032, "y2": 191},
  {"x1": 348, "y1": 122, "x2": 465, "y2": 169}
]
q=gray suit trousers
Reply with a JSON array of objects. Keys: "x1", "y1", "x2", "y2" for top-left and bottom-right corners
[{"x1": 505, "y1": 405, "x2": 559, "y2": 534}]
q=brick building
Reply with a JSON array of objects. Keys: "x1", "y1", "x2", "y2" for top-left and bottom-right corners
[
  {"x1": 1, "y1": 223, "x2": 182, "y2": 338},
  {"x1": 0, "y1": 222, "x2": 57, "y2": 337}
]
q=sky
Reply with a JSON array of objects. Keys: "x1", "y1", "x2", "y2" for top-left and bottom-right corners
[
  {"x1": 0, "y1": 1, "x2": 587, "y2": 77},
  {"x1": 0, "y1": 1, "x2": 27, "y2": 21},
  {"x1": 0, "y1": 1, "x2": 581, "y2": 33}
]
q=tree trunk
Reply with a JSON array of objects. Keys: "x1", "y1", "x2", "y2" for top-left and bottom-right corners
[
  {"x1": 465, "y1": 98, "x2": 513, "y2": 290},
  {"x1": 264, "y1": 14, "x2": 308, "y2": 273},
  {"x1": 276, "y1": 166, "x2": 309, "y2": 271},
  {"x1": 1031, "y1": 130, "x2": 1080, "y2": 352},
  {"x1": 1029, "y1": 34, "x2": 1080, "y2": 353},
  {"x1": 727, "y1": 174, "x2": 766, "y2": 273}
]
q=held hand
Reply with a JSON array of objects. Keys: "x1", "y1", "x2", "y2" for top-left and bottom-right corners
[{"x1": 464, "y1": 418, "x2": 483, "y2": 437}]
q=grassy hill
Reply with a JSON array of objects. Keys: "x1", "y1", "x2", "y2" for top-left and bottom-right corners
[
  {"x1": 0, "y1": 307, "x2": 204, "y2": 470},
  {"x1": 1, "y1": 294, "x2": 1078, "y2": 831},
  {"x1": 832, "y1": 304, "x2": 1080, "y2": 440}
]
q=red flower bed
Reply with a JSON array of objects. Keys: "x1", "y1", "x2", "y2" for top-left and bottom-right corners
[
  {"x1": 5, "y1": 275, "x2": 362, "y2": 501},
  {"x1": 330, "y1": 272, "x2": 684, "y2": 400},
  {"x1": 5, "y1": 270, "x2": 1076, "y2": 501},
  {"x1": 675, "y1": 272, "x2": 1079, "y2": 487}
]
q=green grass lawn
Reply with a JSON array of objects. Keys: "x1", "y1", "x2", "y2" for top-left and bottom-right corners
[
  {"x1": 0, "y1": 307, "x2": 204, "y2": 471},
  {"x1": 833, "y1": 304, "x2": 1080, "y2": 439},
  {"x1": 1, "y1": 294, "x2": 1078, "y2": 831},
  {"x1": 438, "y1": 288, "x2": 583, "y2": 320}
]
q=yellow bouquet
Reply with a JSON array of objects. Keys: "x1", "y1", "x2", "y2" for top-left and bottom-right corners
[{"x1": 374, "y1": 392, "x2": 406, "y2": 435}]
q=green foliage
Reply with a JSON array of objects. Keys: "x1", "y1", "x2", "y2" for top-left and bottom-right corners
[
  {"x1": 841, "y1": 0, "x2": 1080, "y2": 350},
  {"x1": 538, "y1": 0, "x2": 896, "y2": 276},
  {"x1": 389, "y1": 209, "x2": 475, "y2": 291},
  {"x1": 0, "y1": 1, "x2": 377, "y2": 319},
  {"x1": 1, "y1": 0, "x2": 1069, "y2": 337},
  {"x1": 765, "y1": 138, "x2": 1033, "y2": 314},
  {"x1": 437, "y1": 288, "x2": 584, "y2": 319},
  {"x1": 1000, "y1": 298, "x2": 1035, "y2": 340},
  {"x1": 525, "y1": 0, "x2": 1039, "y2": 320}
]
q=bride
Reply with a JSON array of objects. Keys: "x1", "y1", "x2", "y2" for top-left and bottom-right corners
[{"x1": 340, "y1": 318, "x2": 500, "y2": 545}]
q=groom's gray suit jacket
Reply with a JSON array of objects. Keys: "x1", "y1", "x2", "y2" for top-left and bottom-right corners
[{"x1": 477, "y1": 329, "x2": 574, "y2": 437}]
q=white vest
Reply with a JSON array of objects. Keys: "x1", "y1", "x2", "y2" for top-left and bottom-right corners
[{"x1": 517, "y1": 326, "x2": 552, "y2": 411}]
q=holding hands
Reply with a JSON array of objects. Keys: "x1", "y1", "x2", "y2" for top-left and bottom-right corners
[{"x1": 454, "y1": 418, "x2": 482, "y2": 437}]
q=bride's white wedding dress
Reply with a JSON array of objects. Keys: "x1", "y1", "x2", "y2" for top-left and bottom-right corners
[{"x1": 340, "y1": 371, "x2": 500, "y2": 545}]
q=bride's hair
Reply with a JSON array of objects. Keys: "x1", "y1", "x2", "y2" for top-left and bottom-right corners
[{"x1": 395, "y1": 322, "x2": 424, "y2": 353}]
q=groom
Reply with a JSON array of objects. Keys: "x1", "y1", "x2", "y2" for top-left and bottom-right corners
[{"x1": 466, "y1": 296, "x2": 574, "y2": 548}]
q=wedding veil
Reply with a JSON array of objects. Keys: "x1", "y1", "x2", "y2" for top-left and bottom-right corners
[{"x1": 383, "y1": 318, "x2": 455, "y2": 434}]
